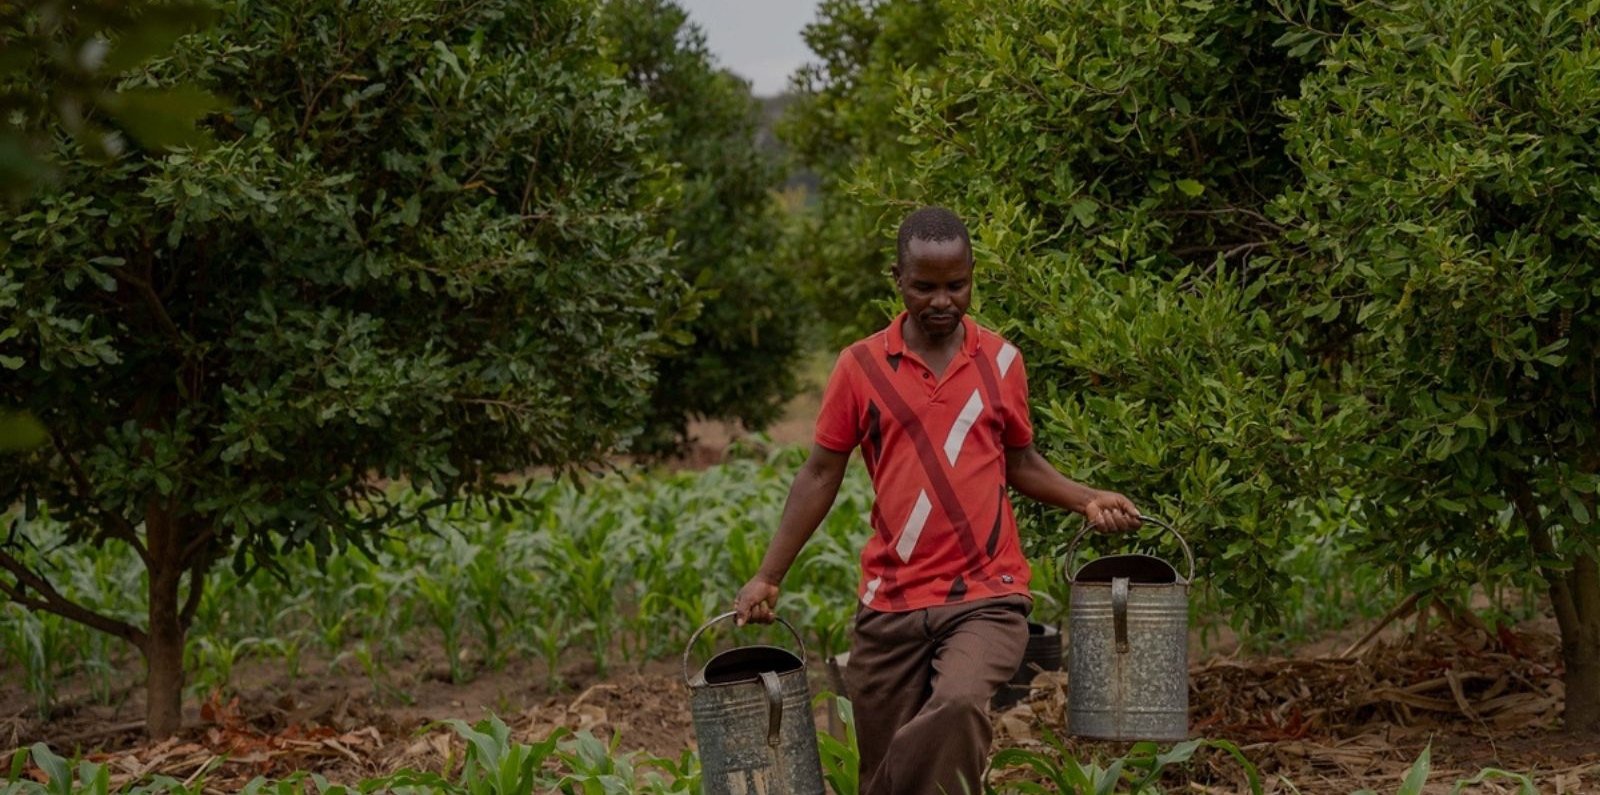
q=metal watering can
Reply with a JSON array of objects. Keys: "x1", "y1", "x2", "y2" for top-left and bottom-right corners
[
  {"x1": 684, "y1": 612, "x2": 825, "y2": 795},
  {"x1": 1065, "y1": 514, "x2": 1194, "y2": 741}
]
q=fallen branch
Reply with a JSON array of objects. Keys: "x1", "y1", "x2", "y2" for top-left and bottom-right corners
[
  {"x1": 1339, "y1": 592, "x2": 1422, "y2": 659},
  {"x1": 54, "y1": 720, "x2": 149, "y2": 747}
]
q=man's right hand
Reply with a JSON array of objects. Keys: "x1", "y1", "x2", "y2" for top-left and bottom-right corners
[{"x1": 734, "y1": 577, "x2": 781, "y2": 626}]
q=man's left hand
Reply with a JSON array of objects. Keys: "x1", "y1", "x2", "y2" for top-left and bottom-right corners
[{"x1": 1086, "y1": 491, "x2": 1141, "y2": 533}]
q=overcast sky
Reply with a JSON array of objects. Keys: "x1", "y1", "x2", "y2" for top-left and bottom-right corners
[{"x1": 674, "y1": 0, "x2": 823, "y2": 97}]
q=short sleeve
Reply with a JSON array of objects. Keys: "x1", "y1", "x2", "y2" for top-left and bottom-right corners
[
  {"x1": 814, "y1": 351, "x2": 863, "y2": 453},
  {"x1": 1001, "y1": 346, "x2": 1034, "y2": 449}
]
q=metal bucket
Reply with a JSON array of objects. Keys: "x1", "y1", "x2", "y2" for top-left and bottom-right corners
[
  {"x1": 990, "y1": 621, "x2": 1063, "y2": 710},
  {"x1": 1065, "y1": 515, "x2": 1193, "y2": 741},
  {"x1": 684, "y1": 612, "x2": 825, "y2": 795}
]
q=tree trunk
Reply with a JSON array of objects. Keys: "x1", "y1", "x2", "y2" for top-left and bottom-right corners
[
  {"x1": 1555, "y1": 552, "x2": 1600, "y2": 733},
  {"x1": 1510, "y1": 474, "x2": 1600, "y2": 734},
  {"x1": 143, "y1": 506, "x2": 188, "y2": 739}
]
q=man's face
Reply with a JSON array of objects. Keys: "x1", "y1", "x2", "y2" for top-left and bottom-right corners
[{"x1": 894, "y1": 237, "x2": 974, "y2": 341}]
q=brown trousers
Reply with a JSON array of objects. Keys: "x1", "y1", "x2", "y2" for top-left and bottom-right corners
[{"x1": 846, "y1": 594, "x2": 1031, "y2": 795}]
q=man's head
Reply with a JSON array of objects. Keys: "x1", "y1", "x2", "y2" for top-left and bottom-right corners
[{"x1": 893, "y1": 206, "x2": 974, "y2": 342}]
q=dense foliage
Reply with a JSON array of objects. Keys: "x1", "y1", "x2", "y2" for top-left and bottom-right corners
[
  {"x1": 0, "y1": 0, "x2": 221, "y2": 201},
  {"x1": 1274, "y1": 0, "x2": 1600, "y2": 729},
  {"x1": 1, "y1": 0, "x2": 687, "y2": 736},
  {"x1": 787, "y1": 0, "x2": 1600, "y2": 729},
  {"x1": 788, "y1": 0, "x2": 1349, "y2": 632},
  {"x1": 602, "y1": 0, "x2": 806, "y2": 453},
  {"x1": 780, "y1": 0, "x2": 953, "y2": 345}
]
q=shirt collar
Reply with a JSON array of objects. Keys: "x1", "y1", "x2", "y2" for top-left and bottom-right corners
[{"x1": 885, "y1": 311, "x2": 982, "y2": 358}]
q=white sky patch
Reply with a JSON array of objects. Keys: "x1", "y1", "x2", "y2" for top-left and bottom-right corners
[{"x1": 674, "y1": 0, "x2": 823, "y2": 96}]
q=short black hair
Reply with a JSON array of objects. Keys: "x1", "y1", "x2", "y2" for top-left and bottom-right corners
[{"x1": 896, "y1": 206, "x2": 971, "y2": 266}]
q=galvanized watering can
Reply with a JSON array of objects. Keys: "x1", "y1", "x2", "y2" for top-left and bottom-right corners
[
  {"x1": 1065, "y1": 515, "x2": 1194, "y2": 741},
  {"x1": 684, "y1": 612, "x2": 825, "y2": 795}
]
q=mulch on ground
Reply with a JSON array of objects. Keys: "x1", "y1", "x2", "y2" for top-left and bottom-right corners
[
  {"x1": 5, "y1": 623, "x2": 1597, "y2": 794},
  {"x1": 994, "y1": 623, "x2": 1594, "y2": 794}
]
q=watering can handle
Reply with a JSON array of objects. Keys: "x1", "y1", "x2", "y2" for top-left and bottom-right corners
[
  {"x1": 681, "y1": 610, "x2": 809, "y2": 684},
  {"x1": 759, "y1": 671, "x2": 784, "y2": 747},
  {"x1": 1063, "y1": 513, "x2": 1195, "y2": 584}
]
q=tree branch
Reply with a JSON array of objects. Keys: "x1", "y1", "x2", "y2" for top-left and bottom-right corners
[
  {"x1": 178, "y1": 521, "x2": 218, "y2": 563},
  {"x1": 0, "y1": 548, "x2": 146, "y2": 648},
  {"x1": 453, "y1": 396, "x2": 534, "y2": 423},
  {"x1": 49, "y1": 432, "x2": 148, "y2": 563},
  {"x1": 1170, "y1": 241, "x2": 1271, "y2": 259},
  {"x1": 1156, "y1": 206, "x2": 1283, "y2": 230},
  {"x1": 1506, "y1": 470, "x2": 1580, "y2": 635},
  {"x1": 1579, "y1": 552, "x2": 1600, "y2": 612},
  {"x1": 110, "y1": 269, "x2": 186, "y2": 349},
  {"x1": 178, "y1": 559, "x2": 205, "y2": 630},
  {"x1": 296, "y1": 19, "x2": 352, "y2": 140}
]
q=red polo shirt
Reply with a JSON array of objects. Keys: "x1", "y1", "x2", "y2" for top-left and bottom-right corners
[{"x1": 815, "y1": 312, "x2": 1034, "y2": 611}]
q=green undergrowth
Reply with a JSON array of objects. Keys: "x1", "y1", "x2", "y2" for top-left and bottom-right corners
[
  {"x1": 3, "y1": 443, "x2": 1545, "y2": 713},
  {"x1": 2, "y1": 711, "x2": 1546, "y2": 795},
  {"x1": 2, "y1": 444, "x2": 869, "y2": 713},
  {"x1": 1, "y1": 445, "x2": 1556, "y2": 793}
]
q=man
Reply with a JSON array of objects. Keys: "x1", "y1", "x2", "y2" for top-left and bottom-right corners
[{"x1": 733, "y1": 206, "x2": 1141, "y2": 795}]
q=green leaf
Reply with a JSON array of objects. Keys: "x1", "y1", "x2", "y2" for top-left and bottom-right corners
[
  {"x1": 0, "y1": 132, "x2": 54, "y2": 195},
  {"x1": 29, "y1": 743, "x2": 70, "y2": 791},
  {"x1": 1398, "y1": 746, "x2": 1432, "y2": 795},
  {"x1": 1070, "y1": 198, "x2": 1099, "y2": 227},
  {"x1": 102, "y1": 3, "x2": 221, "y2": 73},
  {"x1": 100, "y1": 86, "x2": 221, "y2": 151},
  {"x1": 1175, "y1": 179, "x2": 1205, "y2": 197},
  {"x1": 0, "y1": 411, "x2": 48, "y2": 452},
  {"x1": 1565, "y1": 491, "x2": 1592, "y2": 525}
]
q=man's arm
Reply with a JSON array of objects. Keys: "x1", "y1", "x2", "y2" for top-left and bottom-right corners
[
  {"x1": 1005, "y1": 443, "x2": 1141, "y2": 532},
  {"x1": 734, "y1": 443, "x2": 853, "y2": 625}
]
